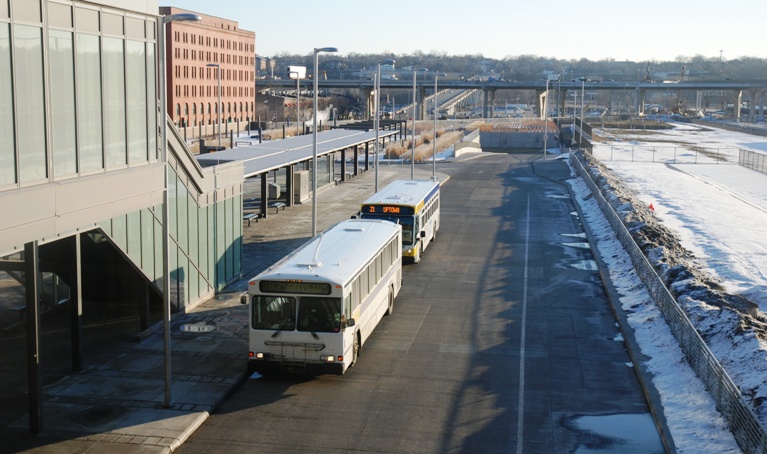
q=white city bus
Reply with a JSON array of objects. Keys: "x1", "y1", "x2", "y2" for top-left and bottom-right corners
[
  {"x1": 359, "y1": 179, "x2": 440, "y2": 263},
  {"x1": 242, "y1": 219, "x2": 402, "y2": 375}
]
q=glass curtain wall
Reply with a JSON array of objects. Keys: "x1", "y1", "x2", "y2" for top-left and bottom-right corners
[
  {"x1": 0, "y1": 24, "x2": 15, "y2": 186},
  {"x1": 0, "y1": 0, "x2": 158, "y2": 188},
  {"x1": 101, "y1": 167, "x2": 243, "y2": 309}
]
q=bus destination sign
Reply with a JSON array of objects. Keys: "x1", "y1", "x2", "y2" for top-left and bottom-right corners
[
  {"x1": 259, "y1": 280, "x2": 332, "y2": 295},
  {"x1": 362, "y1": 204, "x2": 414, "y2": 215}
]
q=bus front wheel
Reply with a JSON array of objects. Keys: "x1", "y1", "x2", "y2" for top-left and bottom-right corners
[
  {"x1": 351, "y1": 332, "x2": 360, "y2": 367},
  {"x1": 385, "y1": 286, "x2": 394, "y2": 316}
]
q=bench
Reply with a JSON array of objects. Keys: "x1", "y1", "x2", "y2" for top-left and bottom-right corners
[
  {"x1": 269, "y1": 202, "x2": 286, "y2": 214},
  {"x1": 345, "y1": 171, "x2": 354, "y2": 180},
  {"x1": 243, "y1": 213, "x2": 258, "y2": 226}
]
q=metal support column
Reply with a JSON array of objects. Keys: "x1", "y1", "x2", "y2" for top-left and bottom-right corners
[
  {"x1": 364, "y1": 142, "x2": 370, "y2": 171},
  {"x1": 341, "y1": 149, "x2": 348, "y2": 181},
  {"x1": 260, "y1": 173, "x2": 268, "y2": 218},
  {"x1": 25, "y1": 241, "x2": 42, "y2": 434},
  {"x1": 353, "y1": 144, "x2": 359, "y2": 176},
  {"x1": 285, "y1": 164, "x2": 294, "y2": 207},
  {"x1": 70, "y1": 234, "x2": 83, "y2": 372}
]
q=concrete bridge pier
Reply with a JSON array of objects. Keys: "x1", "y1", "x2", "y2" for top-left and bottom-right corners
[
  {"x1": 733, "y1": 89, "x2": 742, "y2": 120},
  {"x1": 635, "y1": 87, "x2": 646, "y2": 115},
  {"x1": 744, "y1": 89, "x2": 765, "y2": 123},
  {"x1": 555, "y1": 89, "x2": 566, "y2": 118},
  {"x1": 536, "y1": 89, "x2": 546, "y2": 119},
  {"x1": 482, "y1": 89, "x2": 496, "y2": 118},
  {"x1": 415, "y1": 86, "x2": 427, "y2": 120},
  {"x1": 364, "y1": 87, "x2": 374, "y2": 121}
]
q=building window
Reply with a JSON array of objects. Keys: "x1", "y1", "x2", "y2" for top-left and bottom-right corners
[
  {"x1": 49, "y1": 29, "x2": 77, "y2": 178},
  {"x1": 15, "y1": 25, "x2": 47, "y2": 182},
  {"x1": 76, "y1": 33, "x2": 104, "y2": 173},
  {"x1": 102, "y1": 36, "x2": 127, "y2": 169},
  {"x1": 126, "y1": 40, "x2": 148, "y2": 165}
]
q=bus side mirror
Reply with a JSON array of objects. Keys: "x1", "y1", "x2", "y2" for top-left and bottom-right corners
[
  {"x1": 420, "y1": 231, "x2": 426, "y2": 238},
  {"x1": 346, "y1": 318, "x2": 356, "y2": 328},
  {"x1": 240, "y1": 293, "x2": 248, "y2": 305},
  {"x1": 350, "y1": 215, "x2": 357, "y2": 219}
]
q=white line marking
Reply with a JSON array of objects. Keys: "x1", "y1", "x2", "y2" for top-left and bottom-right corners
[{"x1": 516, "y1": 196, "x2": 531, "y2": 453}]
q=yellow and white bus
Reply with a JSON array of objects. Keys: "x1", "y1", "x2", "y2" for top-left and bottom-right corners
[
  {"x1": 360, "y1": 179, "x2": 440, "y2": 263},
  {"x1": 242, "y1": 219, "x2": 402, "y2": 375}
]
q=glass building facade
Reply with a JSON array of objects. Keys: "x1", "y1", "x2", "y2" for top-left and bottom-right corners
[
  {"x1": 0, "y1": 0, "x2": 243, "y2": 311},
  {"x1": 1, "y1": 0, "x2": 158, "y2": 186}
]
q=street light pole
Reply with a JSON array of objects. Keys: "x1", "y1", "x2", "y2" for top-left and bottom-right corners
[
  {"x1": 580, "y1": 78, "x2": 585, "y2": 146},
  {"x1": 432, "y1": 73, "x2": 445, "y2": 180},
  {"x1": 290, "y1": 70, "x2": 300, "y2": 136},
  {"x1": 312, "y1": 47, "x2": 337, "y2": 237},
  {"x1": 159, "y1": 11, "x2": 200, "y2": 409},
  {"x1": 375, "y1": 59, "x2": 395, "y2": 192},
  {"x1": 411, "y1": 67, "x2": 427, "y2": 179},
  {"x1": 544, "y1": 77, "x2": 549, "y2": 161},
  {"x1": 206, "y1": 63, "x2": 221, "y2": 148}
]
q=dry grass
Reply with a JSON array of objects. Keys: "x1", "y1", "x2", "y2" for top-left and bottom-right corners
[{"x1": 385, "y1": 129, "x2": 464, "y2": 161}]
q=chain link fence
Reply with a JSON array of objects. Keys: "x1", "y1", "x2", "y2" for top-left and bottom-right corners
[
  {"x1": 571, "y1": 150, "x2": 767, "y2": 454},
  {"x1": 595, "y1": 145, "x2": 739, "y2": 164},
  {"x1": 739, "y1": 149, "x2": 767, "y2": 175}
]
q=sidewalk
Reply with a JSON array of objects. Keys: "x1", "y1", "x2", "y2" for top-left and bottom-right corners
[{"x1": 1, "y1": 163, "x2": 451, "y2": 453}]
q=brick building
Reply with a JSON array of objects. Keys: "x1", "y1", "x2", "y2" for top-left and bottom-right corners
[{"x1": 160, "y1": 6, "x2": 256, "y2": 130}]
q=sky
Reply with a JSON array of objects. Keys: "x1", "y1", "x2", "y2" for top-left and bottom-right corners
[
  {"x1": 578, "y1": 124, "x2": 767, "y2": 451},
  {"x1": 167, "y1": 0, "x2": 767, "y2": 62}
]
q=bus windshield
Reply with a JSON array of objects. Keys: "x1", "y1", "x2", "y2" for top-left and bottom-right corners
[
  {"x1": 360, "y1": 214, "x2": 414, "y2": 245},
  {"x1": 298, "y1": 297, "x2": 342, "y2": 333},
  {"x1": 252, "y1": 296, "x2": 295, "y2": 330},
  {"x1": 252, "y1": 295, "x2": 342, "y2": 333}
]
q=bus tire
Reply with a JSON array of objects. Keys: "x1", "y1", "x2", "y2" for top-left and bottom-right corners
[
  {"x1": 351, "y1": 332, "x2": 360, "y2": 366},
  {"x1": 385, "y1": 285, "x2": 394, "y2": 316}
]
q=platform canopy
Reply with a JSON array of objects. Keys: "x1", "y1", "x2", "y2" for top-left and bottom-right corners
[{"x1": 196, "y1": 128, "x2": 399, "y2": 177}]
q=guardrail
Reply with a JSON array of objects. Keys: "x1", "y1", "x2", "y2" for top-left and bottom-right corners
[
  {"x1": 571, "y1": 150, "x2": 767, "y2": 453},
  {"x1": 694, "y1": 119, "x2": 767, "y2": 138},
  {"x1": 739, "y1": 149, "x2": 767, "y2": 175}
]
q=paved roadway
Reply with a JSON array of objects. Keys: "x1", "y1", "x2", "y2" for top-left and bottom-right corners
[{"x1": 178, "y1": 153, "x2": 664, "y2": 453}]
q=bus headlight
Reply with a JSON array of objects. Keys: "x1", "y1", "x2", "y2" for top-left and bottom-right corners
[
  {"x1": 320, "y1": 355, "x2": 336, "y2": 362},
  {"x1": 250, "y1": 352, "x2": 268, "y2": 359}
]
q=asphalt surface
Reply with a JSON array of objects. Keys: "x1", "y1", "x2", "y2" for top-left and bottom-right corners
[
  {"x1": 0, "y1": 154, "x2": 672, "y2": 453},
  {"x1": 0, "y1": 161, "x2": 452, "y2": 453},
  {"x1": 179, "y1": 152, "x2": 667, "y2": 454}
]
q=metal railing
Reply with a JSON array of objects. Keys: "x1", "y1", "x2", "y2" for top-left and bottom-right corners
[
  {"x1": 571, "y1": 150, "x2": 767, "y2": 454},
  {"x1": 739, "y1": 149, "x2": 767, "y2": 175}
]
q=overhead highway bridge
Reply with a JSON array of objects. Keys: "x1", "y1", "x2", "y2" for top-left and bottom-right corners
[{"x1": 258, "y1": 78, "x2": 766, "y2": 120}]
